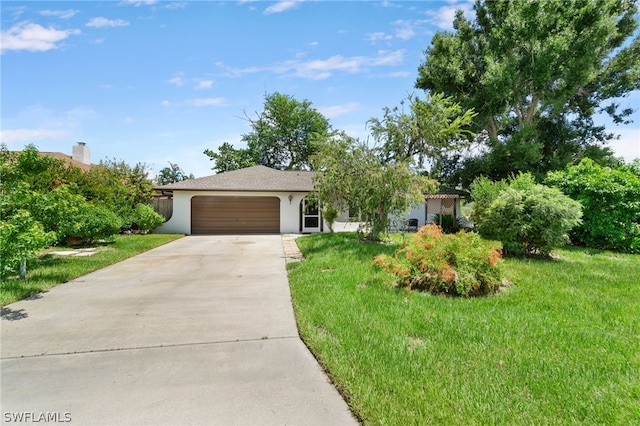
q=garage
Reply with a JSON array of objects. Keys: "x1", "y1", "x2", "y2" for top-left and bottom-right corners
[{"x1": 191, "y1": 196, "x2": 280, "y2": 234}]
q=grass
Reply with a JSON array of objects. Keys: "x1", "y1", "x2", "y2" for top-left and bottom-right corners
[
  {"x1": 1, "y1": 234, "x2": 184, "y2": 306},
  {"x1": 287, "y1": 232, "x2": 640, "y2": 425}
]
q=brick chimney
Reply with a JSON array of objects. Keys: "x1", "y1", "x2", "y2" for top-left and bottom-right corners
[{"x1": 72, "y1": 142, "x2": 90, "y2": 165}]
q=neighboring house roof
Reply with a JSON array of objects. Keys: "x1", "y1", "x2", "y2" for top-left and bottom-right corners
[
  {"x1": 156, "y1": 165, "x2": 316, "y2": 192},
  {"x1": 39, "y1": 152, "x2": 94, "y2": 172}
]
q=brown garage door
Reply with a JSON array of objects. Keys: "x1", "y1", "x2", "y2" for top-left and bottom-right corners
[{"x1": 191, "y1": 196, "x2": 280, "y2": 234}]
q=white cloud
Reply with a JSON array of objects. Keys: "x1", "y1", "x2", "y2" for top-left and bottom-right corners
[
  {"x1": 40, "y1": 9, "x2": 79, "y2": 19},
  {"x1": 426, "y1": 1, "x2": 475, "y2": 30},
  {"x1": 264, "y1": 1, "x2": 302, "y2": 15},
  {"x1": 119, "y1": 0, "x2": 158, "y2": 6},
  {"x1": 124, "y1": 117, "x2": 134, "y2": 124},
  {"x1": 185, "y1": 98, "x2": 226, "y2": 107},
  {"x1": 275, "y1": 49, "x2": 406, "y2": 80},
  {"x1": 215, "y1": 61, "x2": 263, "y2": 78},
  {"x1": 366, "y1": 32, "x2": 393, "y2": 43},
  {"x1": 393, "y1": 20, "x2": 416, "y2": 40},
  {"x1": 195, "y1": 80, "x2": 214, "y2": 90},
  {"x1": 215, "y1": 50, "x2": 405, "y2": 80},
  {"x1": 1, "y1": 22, "x2": 81, "y2": 53},
  {"x1": 86, "y1": 17, "x2": 130, "y2": 28},
  {"x1": 167, "y1": 72, "x2": 185, "y2": 86},
  {"x1": 161, "y1": 100, "x2": 171, "y2": 107},
  {"x1": 318, "y1": 103, "x2": 361, "y2": 119},
  {"x1": 381, "y1": 1, "x2": 402, "y2": 8},
  {"x1": 164, "y1": 2, "x2": 187, "y2": 10},
  {"x1": 0, "y1": 128, "x2": 69, "y2": 144}
]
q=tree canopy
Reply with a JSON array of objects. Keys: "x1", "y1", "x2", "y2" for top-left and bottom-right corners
[
  {"x1": 312, "y1": 133, "x2": 437, "y2": 241},
  {"x1": 368, "y1": 93, "x2": 477, "y2": 171},
  {"x1": 204, "y1": 92, "x2": 333, "y2": 173},
  {"x1": 155, "y1": 162, "x2": 194, "y2": 185},
  {"x1": 416, "y1": 0, "x2": 640, "y2": 185},
  {"x1": 0, "y1": 144, "x2": 164, "y2": 278}
]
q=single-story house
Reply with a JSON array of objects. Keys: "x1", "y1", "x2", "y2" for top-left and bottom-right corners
[
  {"x1": 154, "y1": 165, "x2": 467, "y2": 235},
  {"x1": 155, "y1": 165, "x2": 326, "y2": 235}
]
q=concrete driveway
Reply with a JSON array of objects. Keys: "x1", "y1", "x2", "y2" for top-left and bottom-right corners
[{"x1": 1, "y1": 235, "x2": 357, "y2": 425}]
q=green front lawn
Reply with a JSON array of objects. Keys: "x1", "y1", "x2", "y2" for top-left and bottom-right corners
[
  {"x1": 287, "y1": 232, "x2": 640, "y2": 425},
  {"x1": 1, "y1": 234, "x2": 184, "y2": 306}
]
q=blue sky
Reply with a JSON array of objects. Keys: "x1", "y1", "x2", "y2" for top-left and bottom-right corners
[{"x1": 2, "y1": 0, "x2": 639, "y2": 179}]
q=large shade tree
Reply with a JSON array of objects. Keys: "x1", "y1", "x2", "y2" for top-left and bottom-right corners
[
  {"x1": 204, "y1": 92, "x2": 333, "y2": 172},
  {"x1": 416, "y1": 0, "x2": 640, "y2": 185}
]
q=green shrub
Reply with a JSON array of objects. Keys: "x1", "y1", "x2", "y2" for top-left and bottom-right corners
[
  {"x1": 372, "y1": 225, "x2": 503, "y2": 297},
  {"x1": 321, "y1": 204, "x2": 340, "y2": 232},
  {"x1": 0, "y1": 210, "x2": 56, "y2": 279},
  {"x1": 64, "y1": 204, "x2": 123, "y2": 243},
  {"x1": 22, "y1": 185, "x2": 88, "y2": 243},
  {"x1": 131, "y1": 203, "x2": 165, "y2": 233},
  {"x1": 470, "y1": 173, "x2": 583, "y2": 256},
  {"x1": 546, "y1": 159, "x2": 640, "y2": 253}
]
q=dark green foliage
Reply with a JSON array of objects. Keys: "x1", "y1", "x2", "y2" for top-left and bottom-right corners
[
  {"x1": 470, "y1": 173, "x2": 583, "y2": 256},
  {"x1": 65, "y1": 204, "x2": 123, "y2": 243},
  {"x1": 155, "y1": 162, "x2": 194, "y2": 185},
  {"x1": 131, "y1": 204, "x2": 165, "y2": 233},
  {"x1": 1, "y1": 143, "x2": 159, "y2": 255},
  {"x1": 417, "y1": 0, "x2": 639, "y2": 184},
  {"x1": 1, "y1": 144, "x2": 86, "y2": 191},
  {"x1": 372, "y1": 225, "x2": 503, "y2": 297},
  {"x1": 203, "y1": 142, "x2": 256, "y2": 174},
  {"x1": 320, "y1": 203, "x2": 339, "y2": 233},
  {"x1": 204, "y1": 92, "x2": 333, "y2": 172},
  {"x1": 432, "y1": 214, "x2": 459, "y2": 234},
  {"x1": 312, "y1": 133, "x2": 437, "y2": 241},
  {"x1": 546, "y1": 158, "x2": 640, "y2": 253},
  {"x1": 368, "y1": 93, "x2": 477, "y2": 169},
  {"x1": 81, "y1": 158, "x2": 155, "y2": 225},
  {"x1": 0, "y1": 210, "x2": 56, "y2": 279}
]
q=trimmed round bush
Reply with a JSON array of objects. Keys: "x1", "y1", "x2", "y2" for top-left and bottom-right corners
[
  {"x1": 66, "y1": 204, "x2": 123, "y2": 243},
  {"x1": 470, "y1": 173, "x2": 582, "y2": 256},
  {"x1": 131, "y1": 203, "x2": 165, "y2": 233}
]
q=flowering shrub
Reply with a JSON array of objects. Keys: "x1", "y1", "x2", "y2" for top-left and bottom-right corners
[{"x1": 372, "y1": 225, "x2": 503, "y2": 297}]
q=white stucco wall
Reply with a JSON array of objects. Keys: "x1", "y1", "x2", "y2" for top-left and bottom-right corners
[
  {"x1": 155, "y1": 191, "x2": 313, "y2": 235},
  {"x1": 154, "y1": 191, "x2": 465, "y2": 235},
  {"x1": 395, "y1": 199, "x2": 463, "y2": 227}
]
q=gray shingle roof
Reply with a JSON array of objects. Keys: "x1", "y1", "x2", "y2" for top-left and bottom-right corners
[{"x1": 156, "y1": 165, "x2": 316, "y2": 192}]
